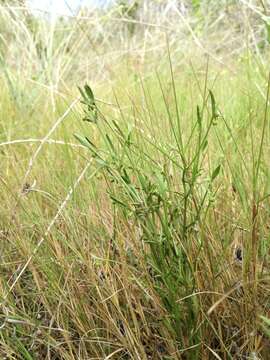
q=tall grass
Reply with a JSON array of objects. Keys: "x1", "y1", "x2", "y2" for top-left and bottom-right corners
[{"x1": 1, "y1": 1, "x2": 270, "y2": 359}]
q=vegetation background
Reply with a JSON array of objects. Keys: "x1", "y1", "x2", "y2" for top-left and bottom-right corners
[{"x1": 1, "y1": 0, "x2": 270, "y2": 358}]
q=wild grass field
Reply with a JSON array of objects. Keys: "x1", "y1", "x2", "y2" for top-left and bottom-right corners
[{"x1": 1, "y1": 1, "x2": 270, "y2": 359}]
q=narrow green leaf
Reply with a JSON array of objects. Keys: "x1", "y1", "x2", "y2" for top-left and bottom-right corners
[
  {"x1": 202, "y1": 139, "x2": 208, "y2": 151},
  {"x1": 106, "y1": 134, "x2": 116, "y2": 153},
  {"x1": 78, "y1": 86, "x2": 88, "y2": 102},
  {"x1": 74, "y1": 133, "x2": 92, "y2": 149},
  {"x1": 209, "y1": 90, "x2": 218, "y2": 120},
  {"x1": 196, "y1": 105, "x2": 202, "y2": 126},
  {"x1": 110, "y1": 195, "x2": 129, "y2": 208},
  {"x1": 78, "y1": 83, "x2": 98, "y2": 123},
  {"x1": 84, "y1": 84, "x2": 95, "y2": 103},
  {"x1": 211, "y1": 164, "x2": 221, "y2": 181}
]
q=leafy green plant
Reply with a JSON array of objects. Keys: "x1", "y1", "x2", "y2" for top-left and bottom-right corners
[{"x1": 75, "y1": 78, "x2": 223, "y2": 357}]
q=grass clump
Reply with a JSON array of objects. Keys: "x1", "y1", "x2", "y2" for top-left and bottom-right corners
[
  {"x1": 72, "y1": 62, "x2": 270, "y2": 357},
  {"x1": 1, "y1": 57, "x2": 270, "y2": 359}
]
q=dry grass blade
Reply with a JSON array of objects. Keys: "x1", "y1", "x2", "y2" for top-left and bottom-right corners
[
  {"x1": 0, "y1": 138, "x2": 85, "y2": 148},
  {"x1": 2, "y1": 160, "x2": 92, "y2": 302},
  {"x1": 19, "y1": 98, "x2": 79, "y2": 193}
]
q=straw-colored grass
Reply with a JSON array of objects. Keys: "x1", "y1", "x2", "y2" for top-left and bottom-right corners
[{"x1": 1, "y1": 1, "x2": 270, "y2": 359}]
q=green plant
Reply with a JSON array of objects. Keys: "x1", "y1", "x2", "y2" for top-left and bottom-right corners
[{"x1": 75, "y1": 73, "x2": 224, "y2": 357}]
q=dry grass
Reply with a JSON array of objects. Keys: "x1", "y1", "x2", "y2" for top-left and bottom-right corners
[{"x1": 1, "y1": 1, "x2": 270, "y2": 359}]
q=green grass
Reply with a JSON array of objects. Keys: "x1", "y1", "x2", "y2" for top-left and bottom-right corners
[{"x1": 1, "y1": 1, "x2": 270, "y2": 359}]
